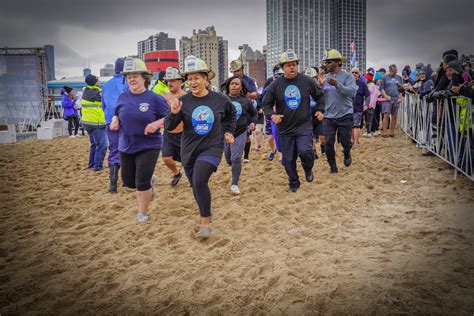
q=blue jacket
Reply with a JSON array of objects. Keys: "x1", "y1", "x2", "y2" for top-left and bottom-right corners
[
  {"x1": 61, "y1": 89, "x2": 78, "y2": 119},
  {"x1": 102, "y1": 74, "x2": 128, "y2": 124}
]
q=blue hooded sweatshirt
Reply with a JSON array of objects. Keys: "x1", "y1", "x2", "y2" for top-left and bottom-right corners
[
  {"x1": 102, "y1": 74, "x2": 128, "y2": 124},
  {"x1": 61, "y1": 89, "x2": 78, "y2": 119}
]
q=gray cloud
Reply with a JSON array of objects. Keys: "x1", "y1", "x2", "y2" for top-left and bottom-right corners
[{"x1": 1, "y1": 0, "x2": 472, "y2": 78}]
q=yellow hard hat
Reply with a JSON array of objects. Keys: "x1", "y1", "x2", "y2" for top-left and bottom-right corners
[
  {"x1": 279, "y1": 49, "x2": 299, "y2": 66},
  {"x1": 304, "y1": 67, "x2": 318, "y2": 78},
  {"x1": 230, "y1": 60, "x2": 243, "y2": 72},
  {"x1": 181, "y1": 55, "x2": 215, "y2": 80},
  {"x1": 122, "y1": 57, "x2": 151, "y2": 74},
  {"x1": 322, "y1": 49, "x2": 347, "y2": 62}
]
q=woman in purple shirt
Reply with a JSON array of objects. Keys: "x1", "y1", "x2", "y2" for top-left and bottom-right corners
[{"x1": 110, "y1": 58, "x2": 169, "y2": 222}]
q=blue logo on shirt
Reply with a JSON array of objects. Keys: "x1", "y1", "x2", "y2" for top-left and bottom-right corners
[
  {"x1": 310, "y1": 98, "x2": 317, "y2": 108},
  {"x1": 284, "y1": 85, "x2": 301, "y2": 110},
  {"x1": 232, "y1": 101, "x2": 242, "y2": 120},
  {"x1": 192, "y1": 105, "x2": 214, "y2": 135}
]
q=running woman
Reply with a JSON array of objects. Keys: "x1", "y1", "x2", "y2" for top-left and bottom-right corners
[
  {"x1": 110, "y1": 57, "x2": 169, "y2": 222},
  {"x1": 221, "y1": 76, "x2": 257, "y2": 194},
  {"x1": 164, "y1": 55, "x2": 236, "y2": 238}
]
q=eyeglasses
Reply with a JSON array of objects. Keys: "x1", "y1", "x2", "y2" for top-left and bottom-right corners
[
  {"x1": 323, "y1": 60, "x2": 336, "y2": 65},
  {"x1": 351, "y1": 72, "x2": 359, "y2": 74}
]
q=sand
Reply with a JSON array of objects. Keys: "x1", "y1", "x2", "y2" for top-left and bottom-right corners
[{"x1": 1, "y1": 130, "x2": 473, "y2": 315}]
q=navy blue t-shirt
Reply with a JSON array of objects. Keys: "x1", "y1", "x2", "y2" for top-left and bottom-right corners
[
  {"x1": 354, "y1": 79, "x2": 369, "y2": 113},
  {"x1": 115, "y1": 90, "x2": 169, "y2": 154}
]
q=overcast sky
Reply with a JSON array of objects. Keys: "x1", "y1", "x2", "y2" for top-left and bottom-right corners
[{"x1": 1, "y1": 0, "x2": 473, "y2": 79}]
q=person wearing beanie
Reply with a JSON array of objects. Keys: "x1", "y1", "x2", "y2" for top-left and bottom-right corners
[
  {"x1": 102, "y1": 57, "x2": 128, "y2": 192},
  {"x1": 85, "y1": 74, "x2": 99, "y2": 86},
  {"x1": 61, "y1": 86, "x2": 80, "y2": 138},
  {"x1": 82, "y1": 74, "x2": 107, "y2": 171}
]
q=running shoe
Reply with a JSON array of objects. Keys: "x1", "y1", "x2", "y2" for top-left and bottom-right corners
[
  {"x1": 305, "y1": 170, "x2": 314, "y2": 183},
  {"x1": 198, "y1": 226, "x2": 211, "y2": 238},
  {"x1": 151, "y1": 175, "x2": 157, "y2": 200},
  {"x1": 231, "y1": 185, "x2": 241, "y2": 194},
  {"x1": 69, "y1": 135, "x2": 76, "y2": 139},
  {"x1": 136, "y1": 213, "x2": 149, "y2": 222},
  {"x1": 267, "y1": 150, "x2": 276, "y2": 161},
  {"x1": 343, "y1": 150, "x2": 352, "y2": 167},
  {"x1": 243, "y1": 159, "x2": 250, "y2": 163},
  {"x1": 170, "y1": 171, "x2": 182, "y2": 187}
]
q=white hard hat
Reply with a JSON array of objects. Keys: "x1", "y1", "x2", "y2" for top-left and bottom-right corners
[
  {"x1": 122, "y1": 57, "x2": 150, "y2": 74},
  {"x1": 181, "y1": 55, "x2": 215, "y2": 80},
  {"x1": 163, "y1": 67, "x2": 183, "y2": 81}
]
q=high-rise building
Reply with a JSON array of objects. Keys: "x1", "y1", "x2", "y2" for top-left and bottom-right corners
[
  {"x1": 266, "y1": 0, "x2": 366, "y2": 76},
  {"x1": 331, "y1": 0, "x2": 366, "y2": 71},
  {"x1": 179, "y1": 26, "x2": 228, "y2": 87},
  {"x1": 100, "y1": 64, "x2": 114, "y2": 77},
  {"x1": 137, "y1": 32, "x2": 176, "y2": 60},
  {"x1": 238, "y1": 44, "x2": 267, "y2": 88}
]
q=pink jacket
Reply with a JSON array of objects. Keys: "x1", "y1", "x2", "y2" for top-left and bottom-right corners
[{"x1": 367, "y1": 82, "x2": 380, "y2": 109}]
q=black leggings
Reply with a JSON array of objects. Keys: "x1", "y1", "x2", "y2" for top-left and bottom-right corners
[
  {"x1": 120, "y1": 149, "x2": 160, "y2": 191},
  {"x1": 185, "y1": 160, "x2": 216, "y2": 218},
  {"x1": 67, "y1": 116, "x2": 80, "y2": 136}
]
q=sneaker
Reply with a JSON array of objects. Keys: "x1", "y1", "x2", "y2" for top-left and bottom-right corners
[
  {"x1": 267, "y1": 150, "x2": 276, "y2": 161},
  {"x1": 136, "y1": 213, "x2": 149, "y2": 222},
  {"x1": 288, "y1": 187, "x2": 298, "y2": 193},
  {"x1": 231, "y1": 185, "x2": 241, "y2": 194},
  {"x1": 374, "y1": 131, "x2": 381, "y2": 136},
  {"x1": 198, "y1": 226, "x2": 211, "y2": 238},
  {"x1": 69, "y1": 135, "x2": 76, "y2": 139},
  {"x1": 150, "y1": 175, "x2": 157, "y2": 200},
  {"x1": 305, "y1": 170, "x2": 314, "y2": 183},
  {"x1": 330, "y1": 165, "x2": 338, "y2": 174},
  {"x1": 243, "y1": 159, "x2": 250, "y2": 164},
  {"x1": 362, "y1": 132, "x2": 368, "y2": 137},
  {"x1": 343, "y1": 150, "x2": 352, "y2": 167},
  {"x1": 75, "y1": 134, "x2": 82, "y2": 138},
  {"x1": 170, "y1": 171, "x2": 182, "y2": 187}
]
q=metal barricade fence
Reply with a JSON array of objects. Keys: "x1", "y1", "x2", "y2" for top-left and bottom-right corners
[{"x1": 398, "y1": 94, "x2": 473, "y2": 181}]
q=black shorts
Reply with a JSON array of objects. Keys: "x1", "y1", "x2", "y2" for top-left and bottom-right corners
[
  {"x1": 162, "y1": 132, "x2": 182, "y2": 162},
  {"x1": 120, "y1": 148, "x2": 160, "y2": 191}
]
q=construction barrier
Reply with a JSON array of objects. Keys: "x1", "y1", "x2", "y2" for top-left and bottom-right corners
[{"x1": 398, "y1": 93, "x2": 473, "y2": 181}]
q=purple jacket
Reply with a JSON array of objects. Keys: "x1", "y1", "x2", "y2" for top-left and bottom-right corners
[{"x1": 61, "y1": 89, "x2": 78, "y2": 119}]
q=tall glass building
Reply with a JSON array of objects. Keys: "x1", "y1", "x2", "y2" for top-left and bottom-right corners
[{"x1": 266, "y1": 0, "x2": 366, "y2": 77}]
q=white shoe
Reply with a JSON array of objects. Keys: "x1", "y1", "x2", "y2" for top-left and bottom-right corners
[
  {"x1": 243, "y1": 159, "x2": 250, "y2": 163},
  {"x1": 75, "y1": 134, "x2": 82, "y2": 138},
  {"x1": 362, "y1": 132, "x2": 368, "y2": 137},
  {"x1": 69, "y1": 135, "x2": 76, "y2": 139},
  {"x1": 374, "y1": 131, "x2": 381, "y2": 136},
  {"x1": 231, "y1": 185, "x2": 241, "y2": 194}
]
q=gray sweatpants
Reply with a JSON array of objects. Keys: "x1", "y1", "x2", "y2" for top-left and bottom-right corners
[{"x1": 224, "y1": 132, "x2": 247, "y2": 185}]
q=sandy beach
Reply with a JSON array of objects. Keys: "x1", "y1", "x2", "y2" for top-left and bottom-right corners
[{"x1": 1, "y1": 131, "x2": 473, "y2": 315}]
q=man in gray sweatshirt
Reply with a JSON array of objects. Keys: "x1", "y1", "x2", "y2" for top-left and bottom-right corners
[{"x1": 320, "y1": 49, "x2": 357, "y2": 173}]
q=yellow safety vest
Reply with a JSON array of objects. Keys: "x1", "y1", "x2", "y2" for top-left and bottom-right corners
[
  {"x1": 152, "y1": 80, "x2": 170, "y2": 96},
  {"x1": 82, "y1": 85, "x2": 105, "y2": 128}
]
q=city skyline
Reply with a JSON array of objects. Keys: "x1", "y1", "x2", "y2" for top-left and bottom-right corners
[{"x1": 1, "y1": 0, "x2": 472, "y2": 79}]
